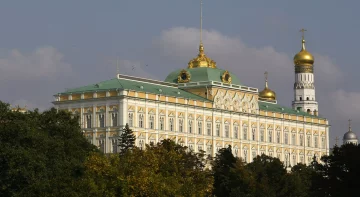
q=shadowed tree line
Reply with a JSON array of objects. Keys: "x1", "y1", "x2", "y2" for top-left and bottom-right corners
[{"x1": 0, "y1": 101, "x2": 359, "y2": 197}]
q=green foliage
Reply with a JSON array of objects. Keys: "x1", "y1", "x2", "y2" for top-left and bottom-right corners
[
  {"x1": 118, "y1": 123, "x2": 136, "y2": 155},
  {"x1": 0, "y1": 101, "x2": 97, "y2": 197}
]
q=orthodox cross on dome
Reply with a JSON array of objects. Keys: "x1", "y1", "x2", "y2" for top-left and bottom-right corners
[
  {"x1": 348, "y1": 119, "x2": 352, "y2": 131},
  {"x1": 264, "y1": 71, "x2": 268, "y2": 88},
  {"x1": 299, "y1": 28, "x2": 307, "y2": 40},
  {"x1": 200, "y1": 0, "x2": 203, "y2": 44}
]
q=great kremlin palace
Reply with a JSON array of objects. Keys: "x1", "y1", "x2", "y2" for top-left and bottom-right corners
[{"x1": 52, "y1": 2, "x2": 329, "y2": 166}]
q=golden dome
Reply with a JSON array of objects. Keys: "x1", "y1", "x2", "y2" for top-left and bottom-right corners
[
  {"x1": 293, "y1": 39, "x2": 314, "y2": 66},
  {"x1": 188, "y1": 43, "x2": 217, "y2": 68},
  {"x1": 259, "y1": 72, "x2": 276, "y2": 101}
]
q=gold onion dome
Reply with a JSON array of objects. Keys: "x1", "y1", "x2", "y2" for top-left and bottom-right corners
[
  {"x1": 259, "y1": 72, "x2": 276, "y2": 101},
  {"x1": 293, "y1": 36, "x2": 314, "y2": 66},
  {"x1": 188, "y1": 43, "x2": 217, "y2": 68}
]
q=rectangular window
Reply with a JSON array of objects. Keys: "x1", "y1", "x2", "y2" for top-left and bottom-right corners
[
  {"x1": 179, "y1": 119, "x2": 183, "y2": 132},
  {"x1": 86, "y1": 115, "x2": 92, "y2": 128},
  {"x1": 169, "y1": 118, "x2": 174, "y2": 131},
  {"x1": 111, "y1": 113, "x2": 118, "y2": 127},
  {"x1": 234, "y1": 125, "x2": 239, "y2": 139},
  {"x1": 99, "y1": 114, "x2": 105, "y2": 128},
  {"x1": 198, "y1": 121, "x2": 202, "y2": 135},
  {"x1": 276, "y1": 131, "x2": 281, "y2": 143},
  {"x1": 243, "y1": 126, "x2": 248, "y2": 140},
  {"x1": 138, "y1": 114, "x2": 144, "y2": 128},
  {"x1": 149, "y1": 115, "x2": 154, "y2": 129},
  {"x1": 285, "y1": 133, "x2": 289, "y2": 144},
  {"x1": 216, "y1": 123, "x2": 220, "y2": 137},
  {"x1": 314, "y1": 136, "x2": 318, "y2": 148},
  {"x1": 225, "y1": 124, "x2": 229, "y2": 138},
  {"x1": 292, "y1": 134, "x2": 296, "y2": 145},
  {"x1": 252, "y1": 128, "x2": 256, "y2": 141},
  {"x1": 188, "y1": 120, "x2": 193, "y2": 133},
  {"x1": 300, "y1": 134, "x2": 304, "y2": 146},
  {"x1": 160, "y1": 116, "x2": 164, "y2": 130},
  {"x1": 307, "y1": 135, "x2": 311, "y2": 147},
  {"x1": 128, "y1": 113, "x2": 133, "y2": 127},
  {"x1": 260, "y1": 129, "x2": 264, "y2": 142},
  {"x1": 207, "y1": 122, "x2": 211, "y2": 136},
  {"x1": 268, "y1": 129, "x2": 272, "y2": 142},
  {"x1": 321, "y1": 137, "x2": 325, "y2": 148}
]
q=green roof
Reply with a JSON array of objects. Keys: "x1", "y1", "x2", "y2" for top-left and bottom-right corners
[
  {"x1": 164, "y1": 67, "x2": 242, "y2": 85},
  {"x1": 58, "y1": 77, "x2": 209, "y2": 102},
  {"x1": 258, "y1": 101, "x2": 322, "y2": 119}
]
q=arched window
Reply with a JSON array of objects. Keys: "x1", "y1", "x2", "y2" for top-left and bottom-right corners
[
  {"x1": 159, "y1": 116, "x2": 164, "y2": 130},
  {"x1": 307, "y1": 109, "x2": 311, "y2": 113},
  {"x1": 300, "y1": 97, "x2": 302, "y2": 101},
  {"x1": 260, "y1": 128, "x2": 265, "y2": 142},
  {"x1": 252, "y1": 127, "x2": 256, "y2": 141},
  {"x1": 188, "y1": 120, "x2": 193, "y2": 133},
  {"x1": 243, "y1": 125, "x2": 248, "y2": 140},
  {"x1": 206, "y1": 122, "x2": 212, "y2": 136},
  {"x1": 292, "y1": 133, "x2": 296, "y2": 145},
  {"x1": 306, "y1": 97, "x2": 309, "y2": 101},
  {"x1": 268, "y1": 129, "x2": 273, "y2": 142},
  {"x1": 149, "y1": 115, "x2": 154, "y2": 129},
  {"x1": 216, "y1": 123, "x2": 220, "y2": 136},
  {"x1": 234, "y1": 125, "x2": 239, "y2": 139}
]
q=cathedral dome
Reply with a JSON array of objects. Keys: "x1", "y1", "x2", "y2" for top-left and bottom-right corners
[
  {"x1": 259, "y1": 72, "x2": 276, "y2": 101},
  {"x1": 343, "y1": 131, "x2": 358, "y2": 140},
  {"x1": 293, "y1": 39, "x2": 314, "y2": 66}
]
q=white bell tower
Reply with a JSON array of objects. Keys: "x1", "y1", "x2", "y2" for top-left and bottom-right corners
[{"x1": 292, "y1": 29, "x2": 318, "y2": 116}]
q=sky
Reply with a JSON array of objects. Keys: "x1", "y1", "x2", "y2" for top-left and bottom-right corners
[{"x1": 0, "y1": 0, "x2": 359, "y2": 146}]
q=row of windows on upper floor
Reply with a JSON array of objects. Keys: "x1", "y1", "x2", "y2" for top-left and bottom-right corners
[
  {"x1": 96, "y1": 138, "x2": 319, "y2": 165},
  {"x1": 83, "y1": 112, "x2": 326, "y2": 149}
]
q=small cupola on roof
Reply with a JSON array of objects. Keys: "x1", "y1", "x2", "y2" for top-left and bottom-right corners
[{"x1": 259, "y1": 71, "x2": 277, "y2": 102}]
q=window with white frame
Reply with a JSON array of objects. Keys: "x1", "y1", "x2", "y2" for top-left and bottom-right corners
[
  {"x1": 139, "y1": 139, "x2": 144, "y2": 150},
  {"x1": 307, "y1": 135, "x2": 311, "y2": 147},
  {"x1": 216, "y1": 123, "x2": 220, "y2": 137},
  {"x1": 292, "y1": 155, "x2": 296, "y2": 166},
  {"x1": 128, "y1": 112, "x2": 134, "y2": 127},
  {"x1": 207, "y1": 122, "x2": 211, "y2": 136},
  {"x1": 277, "y1": 153, "x2": 281, "y2": 159},
  {"x1": 179, "y1": 119, "x2": 184, "y2": 132},
  {"x1": 149, "y1": 115, "x2": 155, "y2": 129},
  {"x1": 138, "y1": 114, "x2": 144, "y2": 128},
  {"x1": 225, "y1": 124, "x2": 229, "y2": 138},
  {"x1": 284, "y1": 132, "x2": 289, "y2": 144},
  {"x1": 189, "y1": 144, "x2": 194, "y2": 151},
  {"x1": 206, "y1": 145, "x2": 212, "y2": 154},
  {"x1": 321, "y1": 137, "x2": 325, "y2": 148},
  {"x1": 268, "y1": 129, "x2": 273, "y2": 142},
  {"x1": 260, "y1": 127, "x2": 265, "y2": 142},
  {"x1": 314, "y1": 136, "x2": 318, "y2": 148},
  {"x1": 243, "y1": 125, "x2": 248, "y2": 140},
  {"x1": 269, "y1": 152, "x2": 273, "y2": 157},
  {"x1": 198, "y1": 145, "x2": 203, "y2": 151},
  {"x1": 243, "y1": 149, "x2": 248, "y2": 163},
  {"x1": 198, "y1": 121, "x2": 202, "y2": 135},
  {"x1": 169, "y1": 118, "x2": 174, "y2": 131},
  {"x1": 300, "y1": 155, "x2": 304, "y2": 163},
  {"x1": 188, "y1": 120, "x2": 193, "y2": 133},
  {"x1": 98, "y1": 114, "x2": 105, "y2": 128},
  {"x1": 234, "y1": 147, "x2": 239, "y2": 157},
  {"x1": 251, "y1": 127, "x2": 256, "y2": 141},
  {"x1": 252, "y1": 151, "x2": 256, "y2": 160},
  {"x1": 112, "y1": 139, "x2": 118, "y2": 153},
  {"x1": 159, "y1": 116, "x2": 164, "y2": 130},
  {"x1": 234, "y1": 125, "x2": 239, "y2": 139},
  {"x1": 85, "y1": 114, "x2": 92, "y2": 128},
  {"x1": 111, "y1": 112, "x2": 118, "y2": 127},
  {"x1": 276, "y1": 130, "x2": 280, "y2": 143},
  {"x1": 292, "y1": 133, "x2": 296, "y2": 145},
  {"x1": 99, "y1": 138, "x2": 105, "y2": 153},
  {"x1": 300, "y1": 134, "x2": 304, "y2": 146}
]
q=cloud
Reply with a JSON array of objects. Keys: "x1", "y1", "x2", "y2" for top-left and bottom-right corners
[
  {"x1": 0, "y1": 46, "x2": 72, "y2": 80},
  {"x1": 154, "y1": 26, "x2": 350, "y2": 145}
]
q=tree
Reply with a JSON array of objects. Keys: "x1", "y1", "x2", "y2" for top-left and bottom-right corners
[
  {"x1": 212, "y1": 145, "x2": 238, "y2": 197},
  {"x1": 118, "y1": 123, "x2": 136, "y2": 155},
  {"x1": 0, "y1": 101, "x2": 97, "y2": 196}
]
